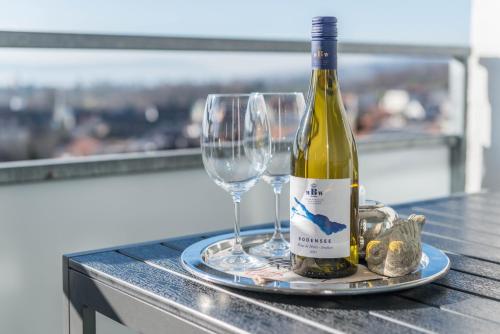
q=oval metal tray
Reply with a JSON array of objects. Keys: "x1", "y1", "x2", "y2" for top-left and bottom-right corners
[{"x1": 181, "y1": 228, "x2": 450, "y2": 295}]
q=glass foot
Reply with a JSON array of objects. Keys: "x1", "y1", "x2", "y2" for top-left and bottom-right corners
[
  {"x1": 249, "y1": 237, "x2": 290, "y2": 258},
  {"x1": 207, "y1": 251, "x2": 267, "y2": 272}
]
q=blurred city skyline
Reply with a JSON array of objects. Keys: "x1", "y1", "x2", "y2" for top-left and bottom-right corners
[
  {"x1": 0, "y1": 58, "x2": 451, "y2": 161},
  {"x1": 0, "y1": 1, "x2": 462, "y2": 161}
]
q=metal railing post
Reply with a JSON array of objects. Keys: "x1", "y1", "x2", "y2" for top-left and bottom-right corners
[{"x1": 449, "y1": 56, "x2": 469, "y2": 193}]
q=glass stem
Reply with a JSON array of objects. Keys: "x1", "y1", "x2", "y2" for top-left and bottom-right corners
[
  {"x1": 231, "y1": 194, "x2": 243, "y2": 255},
  {"x1": 272, "y1": 184, "x2": 284, "y2": 241}
]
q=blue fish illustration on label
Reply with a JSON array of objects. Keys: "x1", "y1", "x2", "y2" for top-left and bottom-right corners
[{"x1": 291, "y1": 197, "x2": 346, "y2": 235}]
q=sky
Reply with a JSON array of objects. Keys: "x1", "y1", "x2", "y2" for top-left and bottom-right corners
[
  {"x1": 0, "y1": 0, "x2": 471, "y2": 87},
  {"x1": 0, "y1": 0, "x2": 470, "y2": 44}
]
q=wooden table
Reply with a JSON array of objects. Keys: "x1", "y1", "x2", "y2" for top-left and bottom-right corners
[{"x1": 63, "y1": 193, "x2": 500, "y2": 333}]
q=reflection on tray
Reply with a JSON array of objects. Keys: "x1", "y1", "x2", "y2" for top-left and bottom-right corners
[{"x1": 210, "y1": 247, "x2": 384, "y2": 286}]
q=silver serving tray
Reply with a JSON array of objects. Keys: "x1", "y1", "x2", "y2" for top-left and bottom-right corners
[{"x1": 181, "y1": 228, "x2": 450, "y2": 295}]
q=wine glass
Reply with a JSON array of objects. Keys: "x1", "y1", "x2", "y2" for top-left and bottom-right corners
[
  {"x1": 249, "y1": 92, "x2": 305, "y2": 258},
  {"x1": 201, "y1": 93, "x2": 271, "y2": 272}
]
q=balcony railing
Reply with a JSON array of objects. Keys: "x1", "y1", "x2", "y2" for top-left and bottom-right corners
[
  {"x1": 0, "y1": 30, "x2": 470, "y2": 57},
  {"x1": 0, "y1": 31, "x2": 470, "y2": 191}
]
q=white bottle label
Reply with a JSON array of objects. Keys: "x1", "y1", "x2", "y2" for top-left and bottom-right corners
[{"x1": 290, "y1": 176, "x2": 351, "y2": 258}]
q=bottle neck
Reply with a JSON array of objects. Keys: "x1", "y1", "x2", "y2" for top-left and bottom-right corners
[
  {"x1": 310, "y1": 69, "x2": 339, "y2": 85},
  {"x1": 311, "y1": 39, "x2": 337, "y2": 71}
]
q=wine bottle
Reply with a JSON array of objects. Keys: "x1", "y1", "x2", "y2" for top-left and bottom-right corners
[{"x1": 290, "y1": 16, "x2": 359, "y2": 278}]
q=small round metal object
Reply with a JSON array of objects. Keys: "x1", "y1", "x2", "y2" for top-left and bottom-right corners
[{"x1": 181, "y1": 228, "x2": 450, "y2": 296}]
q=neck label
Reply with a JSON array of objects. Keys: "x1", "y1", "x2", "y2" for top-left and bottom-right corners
[{"x1": 311, "y1": 40, "x2": 337, "y2": 70}]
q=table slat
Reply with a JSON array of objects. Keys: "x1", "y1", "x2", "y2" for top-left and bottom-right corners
[
  {"x1": 120, "y1": 243, "x2": 500, "y2": 334},
  {"x1": 399, "y1": 284, "x2": 500, "y2": 324},
  {"x1": 70, "y1": 251, "x2": 330, "y2": 334},
  {"x1": 120, "y1": 243, "x2": 420, "y2": 334},
  {"x1": 422, "y1": 222, "x2": 500, "y2": 247},
  {"x1": 397, "y1": 207, "x2": 500, "y2": 237},
  {"x1": 421, "y1": 234, "x2": 500, "y2": 263},
  {"x1": 327, "y1": 290, "x2": 500, "y2": 334},
  {"x1": 435, "y1": 270, "x2": 500, "y2": 301},
  {"x1": 444, "y1": 252, "x2": 500, "y2": 281},
  {"x1": 410, "y1": 205, "x2": 500, "y2": 229}
]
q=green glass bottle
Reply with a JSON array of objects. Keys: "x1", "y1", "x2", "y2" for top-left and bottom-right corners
[{"x1": 290, "y1": 16, "x2": 359, "y2": 278}]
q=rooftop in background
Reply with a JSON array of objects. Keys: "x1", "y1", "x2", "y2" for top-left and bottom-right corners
[{"x1": 0, "y1": 53, "x2": 452, "y2": 162}]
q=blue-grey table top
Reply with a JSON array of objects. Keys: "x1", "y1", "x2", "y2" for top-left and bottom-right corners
[{"x1": 67, "y1": 193, "x2": 500, "y2": 333}]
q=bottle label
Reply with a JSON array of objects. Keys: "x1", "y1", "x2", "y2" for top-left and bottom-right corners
[
  {"x1": 290, "y1": 176, "x2": 350, "y2": 258},
  {"x1": 311, "y1": 40, "x2": 337, "y2": 70}
]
